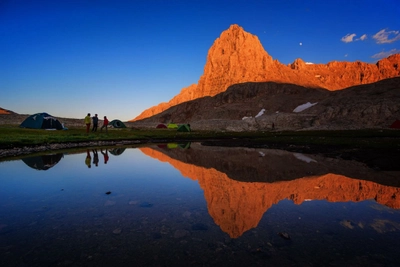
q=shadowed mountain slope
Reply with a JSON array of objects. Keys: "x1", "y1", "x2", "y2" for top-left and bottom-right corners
[{"x1": 131, "y1": 77, "x2": 400, "y2": 130}]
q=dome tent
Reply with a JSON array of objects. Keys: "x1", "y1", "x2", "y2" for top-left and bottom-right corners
[
  {"x1": 390, "y1": 119, "x2": 400, "y2": 129},
  {"x1": 156, "y1": 123, "x2": 167, "y2": 128},
  {"x1": 167, "y1": 123, "x2": 178, "y2": 129},
  {"x1": 20, "y1": 112, "x2": 64, "y2": 130},
  {"x1": 109, "y1": 119, "x2": 126, "y2": 128},
  {"x1": 177, "y1": 124, "x2": 191, "y2": 132}
]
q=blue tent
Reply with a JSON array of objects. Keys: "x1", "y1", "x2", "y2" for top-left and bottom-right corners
[{"x1": 20, "y1": 113, "x2": 64, "y2": 130}]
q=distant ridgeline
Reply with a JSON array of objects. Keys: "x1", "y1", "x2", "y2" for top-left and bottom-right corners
[{"x1": 0, "y1": 107, "x2": 15, "y2": 115}]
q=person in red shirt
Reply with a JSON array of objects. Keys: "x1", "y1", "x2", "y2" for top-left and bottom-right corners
[
  {"x1": 100, "y1": 116, "x2": 109, "y2": 132},
  {"x1": 101, "y1": 149, "x2": 109, "y2": 164}
]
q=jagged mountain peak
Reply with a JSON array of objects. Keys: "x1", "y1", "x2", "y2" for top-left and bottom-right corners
[{"x1": 132, "y1": 24, "x2": 400, "y2": 122}]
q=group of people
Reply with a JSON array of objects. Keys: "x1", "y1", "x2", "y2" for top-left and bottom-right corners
[
  {"x1": 85, "y1": 149, "x2": 109, "y2": 168},
  {"x1": 84, "y1": 113, "x2": 109, "y2": 133}
]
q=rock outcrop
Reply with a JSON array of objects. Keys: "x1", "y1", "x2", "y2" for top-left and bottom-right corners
[
  {"x1": 132, "y1": 24, "x2": 400, "y2": 122},
  {"x1": 194, "y1": 24, "x2": 275, "y2": 98}
]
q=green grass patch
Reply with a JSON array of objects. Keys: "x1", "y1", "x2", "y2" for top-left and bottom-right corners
[{"x1": 0, "y1": 125, "x2": 399, "y2": 149}]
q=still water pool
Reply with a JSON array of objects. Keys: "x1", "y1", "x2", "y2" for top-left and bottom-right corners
[{"x1": 1, "y1": 143, "x2": 400, "y2": 266}]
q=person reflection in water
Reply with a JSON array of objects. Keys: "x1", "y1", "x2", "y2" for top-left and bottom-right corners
[
  {"x1": 101, "y1": 149, "x2": 109, "y2": 164},
  {"x1": 85, "y1": 150, "x2": 91, "y2": 168},
  {"x1": 92, "y1": 149, "x2": 99, "y2": 167}
]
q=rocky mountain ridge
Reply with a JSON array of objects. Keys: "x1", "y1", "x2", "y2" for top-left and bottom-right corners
[
  {"x1": 132, "y1": 24, "x2": 400, "y2": 122},
  {"x1": 0, "y1": 107, "x2": 14, "y2": 115},
  {"x1": 131, "y1": 77, "x2": 400, "y2": 131}
]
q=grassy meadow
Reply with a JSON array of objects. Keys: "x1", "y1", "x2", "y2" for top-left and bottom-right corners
[{"x1": 0, "y1": 124, "x2": 399, "y2": 150}]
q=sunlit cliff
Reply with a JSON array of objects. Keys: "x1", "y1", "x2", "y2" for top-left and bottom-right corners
[{"x1": 132, "y1": 24, "x2": 400, "y2": 121}]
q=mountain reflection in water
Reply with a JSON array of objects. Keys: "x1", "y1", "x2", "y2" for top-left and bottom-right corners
[
  {"x1": 140, "y1": 143, "x2": 400, "y2": 238},
  {"x1": 2, "y1": 144, "x2": 400, "y2": 266}
]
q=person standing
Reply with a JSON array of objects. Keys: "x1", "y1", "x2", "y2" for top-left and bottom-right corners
[
  {"x1": 92, "y1": 114, "x2": 99, "y2": 132},
  {"x1": 100, "y1": 116, "x2": 109, "y2": 132},
  {"x1": 84, "y1": 113, "x2": 91, "y2": 133}
]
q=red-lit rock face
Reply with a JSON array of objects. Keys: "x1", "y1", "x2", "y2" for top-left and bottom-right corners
[
  {"x1": 132, "y1": 24, "x2": 400, "y2": 121},
  {"x1": 0, "y1": 108, "x2": 12, "y2": 115}
]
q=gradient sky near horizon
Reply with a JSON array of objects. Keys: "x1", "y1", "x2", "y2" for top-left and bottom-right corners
[{"x1": 1, "y1": 0, "x2": 400, "y2": 121}]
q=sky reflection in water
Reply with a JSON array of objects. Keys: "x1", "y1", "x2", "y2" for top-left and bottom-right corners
[{"x1": 1, "y1": 144, "x2": 400, "y2": 267}]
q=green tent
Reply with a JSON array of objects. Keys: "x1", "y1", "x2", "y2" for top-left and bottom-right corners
[
  {"x1": 20, "y1": 112, "x2": 64, "y2": 130},
  {"x1": 177, "y1": 124, "x2": 191, "y2": 132},
  {"x1": 167, "y1": 123, "x2": 178, "y2": 129},
  {"x1": 109, "y1": 119, "x2": 126, "y2": 128}
]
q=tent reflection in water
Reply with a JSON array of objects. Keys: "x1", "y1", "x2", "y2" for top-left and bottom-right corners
[
  {"x1": 178, "y1": 142, "x2": 191, "y2": 149},
  {"x1": 22, "y1": 154, "x2": 64, "y2": 170},
  {"x1": 109, "y1": 148, "x2": 126, "y2": 156},
  {"x1": 164, "y1": 142, "x2": 191, "y2": 149}
]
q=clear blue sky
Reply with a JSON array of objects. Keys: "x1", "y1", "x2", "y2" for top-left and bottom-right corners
[{"x1": 1, "y1": 0, "x2": 399, "y2": 121}]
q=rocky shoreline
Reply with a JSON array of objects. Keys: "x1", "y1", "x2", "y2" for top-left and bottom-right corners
[
  {"x1": 1, "y1": 136, "x2": 399, "y2": 172},
  {"x1": 0, "y1": 140, "x2": 145, "y2": 159}
]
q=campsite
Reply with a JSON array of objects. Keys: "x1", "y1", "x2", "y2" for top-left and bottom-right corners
[{"x1": 1, "y1": 117, "x2": 399, "y2": 172}]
